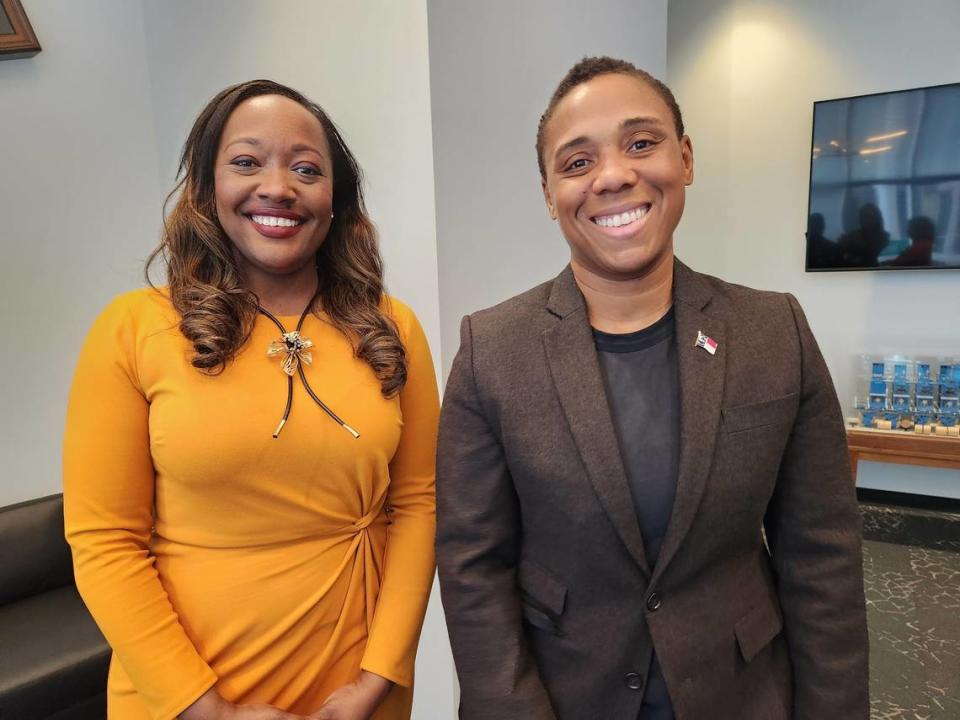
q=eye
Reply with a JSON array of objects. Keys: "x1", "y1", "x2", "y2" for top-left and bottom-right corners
[
  {"x1": 563, "y1": 158, "x2": 590, "y2": 172},
  {"x1": 230, "y1": 156, "x2": 258, "y2": 168},
  {"x1": 630, "y1": 139, "x2": 654, "y2": 152},
  {"x1": 293, "y1": 165, "x2": 323, "y2": 177}
]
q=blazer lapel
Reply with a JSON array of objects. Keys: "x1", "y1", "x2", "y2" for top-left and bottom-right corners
[
  {"x1": 652, "y1": 260, "x2": 727, "y2": 581},
  {"x1": 542, "y1": 267, "x2": 650, "y2": 575}
]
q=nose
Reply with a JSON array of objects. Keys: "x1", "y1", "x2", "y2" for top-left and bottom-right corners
[
  {"x1": 591, "y1": 152, "x2": 637, "y2": 195},
  {"x1": 257, "y1": 166, "x2": 296, "y2": 203}
]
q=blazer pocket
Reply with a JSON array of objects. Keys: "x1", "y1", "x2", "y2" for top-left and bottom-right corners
[
  {"x1": 735, "y1": 599, "x2": 784, "y2": 663},
  {"x1": 521, "y1": 604, "x2": 562, "y2": 635},
  {"x1": 722, "y1": 393, "x2": 799, "y2": 434},
  {"x1": 518, "y1": 560, "x2": 567, "y2": 635}
]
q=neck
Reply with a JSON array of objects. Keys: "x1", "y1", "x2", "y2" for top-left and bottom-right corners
[
  {"x1": 572, "y1": 251, "x2": 674, "y2": 333},
  {"x1": 246, "y1": 266, "x2": 319, "y2": 317}
]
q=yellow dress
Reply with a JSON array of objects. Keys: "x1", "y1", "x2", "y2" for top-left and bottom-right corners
[{"x1": 63, "y1": 288, "x2": 439, "y2": 720}]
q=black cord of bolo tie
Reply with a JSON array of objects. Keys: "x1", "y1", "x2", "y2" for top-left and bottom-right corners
[{"x1": 257, "y1": 304, "x2": 360, "y2": 440}]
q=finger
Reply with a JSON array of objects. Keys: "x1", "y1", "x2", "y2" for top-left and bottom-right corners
[{"x1": 240, "y1": 706, "x2": 307, "y2": 720}]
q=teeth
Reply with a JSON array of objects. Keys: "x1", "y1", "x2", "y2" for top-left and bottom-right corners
[
  {"x1": 251, "y1": 215, "x2": 301, "y2": 228},
  {"x1": 595, "y1": 206, "x2": 648, "y2": 228}
]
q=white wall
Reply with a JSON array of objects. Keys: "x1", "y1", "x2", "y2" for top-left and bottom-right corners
[
  {"x1": 4, "y1": 2, "x2": 953, "y2": 718},
  {"x1": 141, "y1": 0, "x2": 442, "y2": 380},
  {"x1": 425, "y1": 1, "x2": 667, "y2": 710},
  {"x1": 0, "y1": 0, "x2": 442, "y2": 504},
  {"x1": 1, "y1": 1, "x2": 450, "y2": 716},
  {"x1": 0, "y1": 0, "x2": 163, "y2": 507},
  {"x1": 139, "y1": 4, "x2": 446, "y2": 714},
  {"x1": 428, "y1": 0, "x2": 669, "y2": 379},
  {"x1": 667, "y1": 0, "x2": 960, "y2": 499}
]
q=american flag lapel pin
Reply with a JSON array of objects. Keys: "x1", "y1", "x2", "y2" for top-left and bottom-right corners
[{"x1": 695, "y1": 330, "x2": 718, "y2": 355}]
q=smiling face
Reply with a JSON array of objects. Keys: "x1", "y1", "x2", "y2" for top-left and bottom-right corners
[
  {"x1": 214, "y1": 94, "x2": 334, "y2": 287},
  {"x1": 540, "y1": 73, "x2": 694, "y2": 281}
]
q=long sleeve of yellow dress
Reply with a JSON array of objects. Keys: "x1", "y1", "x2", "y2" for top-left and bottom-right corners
[
  {"x1": 63, "y1": 289, "x2": 439, "y2": 720},
  {"x1": 63, "y1": 295, "x2": 218, "y2": 719},
  {"x1": 361, "y1": 301, "x2": 438, "y2": 687}
]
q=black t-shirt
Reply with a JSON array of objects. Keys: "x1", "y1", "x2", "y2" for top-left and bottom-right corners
[
  {"x1": 592, "y1": 308, "x2": 680, "y2": 566},
  {"x1": 593, "y1": 308, "x2": 680, "y2": 720}
]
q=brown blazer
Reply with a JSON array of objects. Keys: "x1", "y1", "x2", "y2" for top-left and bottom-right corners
[{"x1": 436, "y1": 259, "x2": 869, "y2": 720}]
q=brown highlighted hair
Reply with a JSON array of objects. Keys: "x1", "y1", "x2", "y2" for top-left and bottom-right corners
[
  {"x1": 536, "y1": 56, "x2": 685, "y2": 180},
  {"x1": 146, "y1": 80, "x2": 406, "y2": 396}
]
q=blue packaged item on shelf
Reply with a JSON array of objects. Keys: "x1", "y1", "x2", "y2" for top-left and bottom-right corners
[
  {"x1": 882, "y1": 410, "x2": 901, "y2": 427},
  {"x1": 869, "y1": 378, "x2": 886, "y2": 395},
  {"x1": 891, "y1": 362, "x2": 910, "y2": 394},
  {"x1": 938, "y1": 364, "x2": 959, "y2": 394}
]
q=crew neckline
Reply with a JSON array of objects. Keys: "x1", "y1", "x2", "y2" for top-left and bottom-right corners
[{"x1": 592, "y1": 308, "x2": 675, "y2": 353}]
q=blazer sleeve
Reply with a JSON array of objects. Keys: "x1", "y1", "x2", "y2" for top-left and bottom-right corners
[
  {"x1": 436, "y1": 315, "x2": 557, "y2": 720},
  {"x1": 63, "y1": 295, "x2": 218, "y2": 720},
  {"x1": 361, "y1": 303, "x2": 439, "y2": 687},
  {"x1": 764, "y1": 294, "x2": 869, "y2": 719}
]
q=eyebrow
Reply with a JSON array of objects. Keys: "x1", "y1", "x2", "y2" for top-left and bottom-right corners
[
  {"x1": 223, "y1": 137, "x2": 326, "y2": 160},
  {"x1": 620, "y1": 116, "x2": 666, "y2": 131},
  {"x1": 224, "y1": 137, "x2": 261, "y2": 150},
  {"x1": 553, "y1": 116, "x2": 667, "y2": 162},
  {"x1": 291, "y1": 143, "x2": 326, "y2": 160},
  {"x1": 553, "y1": 135, "x2": 590, "y2": 161}
]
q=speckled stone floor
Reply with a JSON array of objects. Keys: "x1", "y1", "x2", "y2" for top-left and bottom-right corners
[{"x1": 861, "y1": 502, "x2": 960, "y2": 719}]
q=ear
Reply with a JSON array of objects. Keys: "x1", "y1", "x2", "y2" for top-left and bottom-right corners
[
  {"x1": 542, "y1": 180, "x2": 557, "y2": 220},
  {"x1": 680, "y1": 135, "x2": 694, "y2": 186}
]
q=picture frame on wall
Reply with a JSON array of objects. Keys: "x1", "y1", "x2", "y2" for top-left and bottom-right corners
[{"x1": 0, "y1": 0, "x2": 40, "y2": 60}]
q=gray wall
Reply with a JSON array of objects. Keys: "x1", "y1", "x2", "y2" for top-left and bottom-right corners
[
  {"x1": 1, "y1": 0, "x2": 442, "y2": 508},
  {"x1": 3, "y1": 1, "x2": 958, "y2": 717},
  {"x1": 0, "y1": 1, "x2": 449, "y2": 716},
  {"x1": 428, "y1": 0, "x2": 669, "y2": 379},
  {"x1": 667, "y1": 0, "x2": 960, "y2": 498},
  {"x1": 0, "y1": 0, "x2": 163, "y2": 507},
  {"x1": 140, "y1": 0, "x2": 442, "y2": 383}
]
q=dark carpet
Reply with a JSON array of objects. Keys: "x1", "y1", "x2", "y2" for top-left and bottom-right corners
[{"x1": 861, "y1": 499, "x2": 960, "y2": 719}]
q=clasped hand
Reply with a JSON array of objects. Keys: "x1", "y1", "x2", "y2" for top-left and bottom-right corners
[{"x1": 181, "y1": 671, "x2": 392, "y2": 720}]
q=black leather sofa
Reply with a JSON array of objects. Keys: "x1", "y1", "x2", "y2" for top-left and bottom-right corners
[{"x1": 0, "y1": 494, "x2": 109, "y2": 719}]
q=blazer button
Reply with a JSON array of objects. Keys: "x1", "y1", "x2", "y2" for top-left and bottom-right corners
[
  {"x1": 624, "y1": 672, "x2": 644, "y2": 691},
  {"x1": 646, "y1": 592, "x2": 662, "y2": 612}
]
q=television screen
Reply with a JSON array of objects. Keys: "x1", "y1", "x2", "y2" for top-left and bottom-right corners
[{"x1": 806, "y1": 82, "x2": 960, "y2": 271}]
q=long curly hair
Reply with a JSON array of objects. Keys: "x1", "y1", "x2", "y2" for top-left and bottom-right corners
[{"x1": 146, "y1": 80, "x2": 406, "y2": 397}]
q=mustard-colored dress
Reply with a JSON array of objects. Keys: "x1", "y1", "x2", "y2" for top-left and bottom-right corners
[{"x1": 63, "y1": 288, "x2": 439, "y2": 720}]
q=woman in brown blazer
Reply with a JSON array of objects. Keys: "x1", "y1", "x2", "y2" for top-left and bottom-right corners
[{"x1": 435, "y1": 57, "x2": 868, "y2": 720}]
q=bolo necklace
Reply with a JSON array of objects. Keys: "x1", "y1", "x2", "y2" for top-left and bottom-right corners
[{"x1": 258, "y1": 302, "x2": 360, "y2": 440}]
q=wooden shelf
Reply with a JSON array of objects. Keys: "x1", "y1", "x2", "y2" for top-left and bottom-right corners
[{"x1": 847, "y1": 426, "x2": 960, "y2": 481}]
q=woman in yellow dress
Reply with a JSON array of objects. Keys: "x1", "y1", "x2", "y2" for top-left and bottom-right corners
[{"x1": 63, "y1": 80, "x2": 438, "y2": 720}]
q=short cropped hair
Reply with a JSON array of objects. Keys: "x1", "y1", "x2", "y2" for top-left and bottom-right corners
[{"x1": 536, "y1": 56, "x2": 685, "y2": 180}]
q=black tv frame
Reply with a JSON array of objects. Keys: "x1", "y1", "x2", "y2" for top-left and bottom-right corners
[{"x1": 805, "y1": 80, "x2": 960, "y2": 273}]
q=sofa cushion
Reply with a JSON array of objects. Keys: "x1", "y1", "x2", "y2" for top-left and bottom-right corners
[
  {"x1": 0, "y1": 494, "x2": 74, "y2": 605},
  {"x1": 0, "y1": 585, "x2": 110, "y2": 717}
]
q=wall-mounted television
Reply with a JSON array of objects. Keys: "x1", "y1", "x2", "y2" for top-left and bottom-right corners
[{"x1": 806, "y1": 82, "x2": 960, "y2": 271}]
